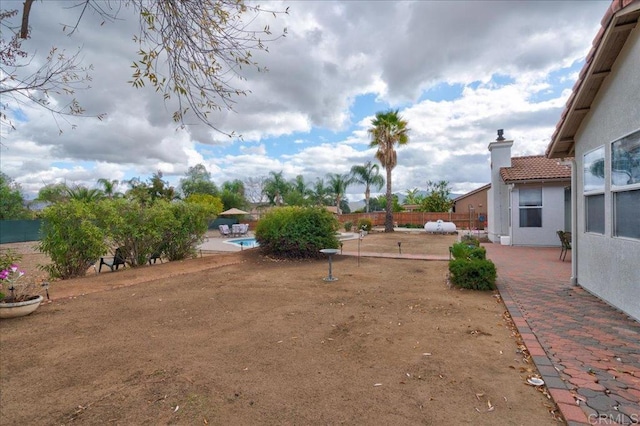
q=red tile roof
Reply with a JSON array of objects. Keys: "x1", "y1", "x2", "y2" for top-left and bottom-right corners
[
  {"x1": 546, "y1": 0, "x2": 640, "y2": 158},
  {"x1": 500, "y1": 155, "x2": 571, "y2": 183}
]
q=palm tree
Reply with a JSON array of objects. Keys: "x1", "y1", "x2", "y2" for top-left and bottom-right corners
[
  {"x1": 368, "y1": 109, "x2": 409, "y2": 232},
  {"x1": 263, "y1": 171, "x2": 290, "y2": 206},
  {"x1": 326, "y1": 173, "x2": 352, "y2": 215},
  {"x1": 65, "y1": 185, "x2": 104, "y2": 202},
  {"x1": 350, "y1": 161, "x2": 384, "y2": 213},
  {"x1": 404, "y1": 188, "x2": 421, "y2": 206},
  {"x1": 97, "y1": 178, "x2": 120, "y2": 198},
  {"x1": 309, "y1": 178, "x2": 331, "y2": 206}
]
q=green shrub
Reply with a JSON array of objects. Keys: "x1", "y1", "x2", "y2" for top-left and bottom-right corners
[
  {"x1": 450, "y1": 242, "x2": 486, "y2": 260},
  {"x1": 93, "y1": 198, "x2": 172, "y2": 266},
  {"x1": 449, "y1": 258, "x2": 497, "y2": 290},
  {"x1": 37, "y1": 200, "x2": 108, "y2": 279},
  {"x1": 357, "y1": 218, "x2": 373, "y2": 232},
  {"x1": 162, "y1": 201, "x2": 209, "y2": 261},
  {"x1": 255, "y1": 206, "x2": 339, "y2": 259},
  {"x1": 343, "y1": 221, "x2": 353, "y2": 232},
  {"x1": 461, "y1": 235, "x2": 480, "y2": 246}
]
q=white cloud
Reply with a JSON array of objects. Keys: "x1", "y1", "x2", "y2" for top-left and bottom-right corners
[{"x1": 0, "y1": 0, "x2": 610, "y2": 200}]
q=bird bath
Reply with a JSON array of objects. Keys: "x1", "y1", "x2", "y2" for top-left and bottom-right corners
[{"x1": 320, "y1": 249, "x2": 340, "y2": 282}]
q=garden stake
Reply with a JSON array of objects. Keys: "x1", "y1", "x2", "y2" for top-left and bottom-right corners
[
  {"x1": 41, "y1": 282, "x2": 50, "y2": 300},
  {"x1": 398, "y1": 241, "x2": 402, "y2": 254}
]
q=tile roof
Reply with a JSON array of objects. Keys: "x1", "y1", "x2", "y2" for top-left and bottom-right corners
[
  {"x1": 546, "y1": 0, "x2": 640, "y2": 158},
  {"x1": 500, "y1": 155, "x2": 571, "y2": 183}
]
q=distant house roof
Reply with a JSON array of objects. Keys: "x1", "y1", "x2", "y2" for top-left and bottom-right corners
[
  {"x1": 500, "y1": 155, "x2": 571, "y2": 183},
  {"x1": 325, "y1": 206, "x2": 339, "y2": 214},
  {"x1": 453, "y1": 183, "x2": 490, "y2": 202},
  {"x1": 546, "y1": 0, "x2": 640, "y2": 159}
]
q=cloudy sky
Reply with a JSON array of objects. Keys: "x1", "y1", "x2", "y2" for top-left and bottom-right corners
[{"x1": 1, "y1": 0, "x2": 609, "y2": 202}]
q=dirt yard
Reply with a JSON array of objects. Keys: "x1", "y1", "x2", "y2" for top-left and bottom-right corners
[{"x1": 0, "y1": 233, "x2": 561, "y2": 425}]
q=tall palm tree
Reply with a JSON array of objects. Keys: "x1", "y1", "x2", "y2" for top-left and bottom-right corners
[
  {"x1": 326, "y1": 173, "x2": 352, "y2": 215},
  {"x1": 368, "y1": 109, "x2": 409, "y2": 232},
  {"x1": 97, "y1": 178, "x2": 120, "y2": 198},
  {"x1": 350, "y1": 161, "x2": 384, "y2": 213}
]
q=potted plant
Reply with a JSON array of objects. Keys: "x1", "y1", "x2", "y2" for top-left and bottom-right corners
[{"x1": 0, "y1": 251, "x2": 43, "y2": 319}]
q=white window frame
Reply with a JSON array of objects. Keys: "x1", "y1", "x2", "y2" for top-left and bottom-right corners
[
  {"x1": 518, "y1": 187, "x2": 542, "y2": 228},
  {"x1": 583, "y1": 146, "x2": 606, "y2": 235},
  {"x1": 611, "y1": 129, "x2": 640, "y2": 240}
]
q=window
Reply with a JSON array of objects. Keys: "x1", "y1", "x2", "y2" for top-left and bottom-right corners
[
  {"x1": 614, "y1": 189, "x2": 640, "y2": 238},
  {"x1": 611, "y1": 130, "x2": 640, "y2": 239},
  {"x1": 583, "y1": 147, "x2": 605, "y2": 234},
  {"x1": 586, "y1": 194, "x2": 605, "y2": 234},
  {"x1": 584, "y1": 146, "x2": 605, "y2": 191},
  {"x1": 611, "y1": 130, "x2": 640, "y2": 186},
  {"x1": 519, "y1": 188, "x2": 542, "y2": 227}
]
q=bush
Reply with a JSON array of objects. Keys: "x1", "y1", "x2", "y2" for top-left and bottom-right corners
[
  {"x1": 162, "y1": 202, "x2": 209, "y2": 261},
  {"x1": 357, "y1": 218, "x2": 373, "y2": 232},
  {"x1": 343, "y1": 221, "x2": 353, "y2": 232},
  {"x1": 461, "y1": 235, "x2": 480, "y2": 246},
  {"x1": 449, "y1": 258, "x2": 497, "y2": 290},
  {"x1": 255, "y1": 206, "x2": 339, "y2": 259},
  {"x1": 37, "y1": 200, "x2": 108, "y2": 279},
  {"x1": 450, "y1": 242, "x2": 486, "y2": 260},
  {"x1": 94, "y1": 199, "x2": 173, "y2": 266}
]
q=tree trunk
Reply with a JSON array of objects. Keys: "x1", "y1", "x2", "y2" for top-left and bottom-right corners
[
  {"x1": 365, "y1": 187, "x2": 370, "y2": 213},
  {"x1": 385, "y1": 168, "x2": 394, "y2": 232}
]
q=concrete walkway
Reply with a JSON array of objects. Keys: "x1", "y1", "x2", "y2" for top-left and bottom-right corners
[{"x1": 483, "y1": 244, "x2": 640, "y2": 425}]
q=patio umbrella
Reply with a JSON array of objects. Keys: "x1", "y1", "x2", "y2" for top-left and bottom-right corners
[{"x1": 219, "y1": 208, "x2": 249, "y2": 215}]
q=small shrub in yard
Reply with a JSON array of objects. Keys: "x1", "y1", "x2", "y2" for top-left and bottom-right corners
[
  {"x1": 449, "y1": 258, "x2": 497, "y2": 290},
  {"x1": 357, "y1": 218, "x2": 373, "y2": 232},
  {"x1": 255, "y1": 206, "x2": 339, "y2": 259},
  {"x1": 450, "y1": 242, "x2": 486, "y2": 260},
  {"x1": 343, "y1": 221, "x2": 353, "y2": 232},
  {"x1": 460, "y1": 235, "x2": 480, "y2": 246}
]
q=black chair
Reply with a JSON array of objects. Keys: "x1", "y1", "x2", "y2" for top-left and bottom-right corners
[
  {"x1": 149, "y1": 247, "x2": 164, "y2": 265},
  {"x1": 557, "y1": 231, "x2": 571, "y2": 262},
  {"x1": 99, "y1": 246, "x2": 127, "y2": 272}
]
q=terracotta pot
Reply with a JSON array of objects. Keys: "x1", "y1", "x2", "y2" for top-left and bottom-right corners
[{"x1": 0, "y1": 295, "x2": 44, "y2": 319}]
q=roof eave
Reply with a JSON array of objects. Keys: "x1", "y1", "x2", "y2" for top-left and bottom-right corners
[
  {"x1": 546, "y1": 1, "x2": 640, "y2": 159},
  {"x1": 502, "y1": 178, "x2": 572, "y2": 185}
]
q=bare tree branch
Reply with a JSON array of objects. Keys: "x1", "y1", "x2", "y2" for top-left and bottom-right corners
[{"x1": 8, "y1": 0, "x2": 288, "y2": 136}]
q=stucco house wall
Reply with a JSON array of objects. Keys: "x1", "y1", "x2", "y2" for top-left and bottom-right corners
[
  {"x1": 572, "y1": 23, "x2": 640, "y2": 321},
  {"x1": 509, "y1": 184, "x2": 566, "y2": 246}
]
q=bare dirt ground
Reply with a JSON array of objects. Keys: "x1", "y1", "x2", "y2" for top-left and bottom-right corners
[{"x1": 0, "y1": 233, "x2": 561, "y2": 425}]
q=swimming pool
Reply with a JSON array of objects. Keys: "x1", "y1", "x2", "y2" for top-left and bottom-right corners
[{"x1": 225, "y1": 237, "x2": 260, "y2": 249}]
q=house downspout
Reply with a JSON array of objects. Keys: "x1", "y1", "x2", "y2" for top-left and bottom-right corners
[{"x1": 570, "y1": 158, "x2": 578, "y2": 286}]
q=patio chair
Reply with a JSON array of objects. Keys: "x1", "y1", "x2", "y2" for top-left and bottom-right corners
[
  {"x1": 557, "y1": 231, "x2": 571, "y2": 262},
  {"x1": 99, "y1": 246, "x2": 127, "y2": 273},
  {"x1": 219, "y1": 224, "x2": 231, "y2": 237},
  {"x1": 231, "y1": 224, "x2": 242, "y2": 237},
  {"x1": 240, "y1": 223, "x2": 249, "y2": 236},
  {"x1": 149, "y1": 244, "x2": 165, "y2": 265}
]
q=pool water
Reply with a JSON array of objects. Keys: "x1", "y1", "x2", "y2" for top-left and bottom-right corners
[{"x1": 225, "y1": 237, "x2": 260, "y2": 248}]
